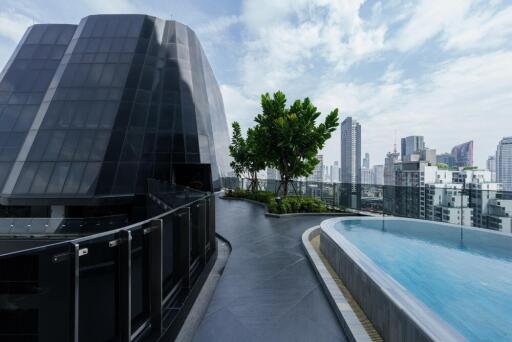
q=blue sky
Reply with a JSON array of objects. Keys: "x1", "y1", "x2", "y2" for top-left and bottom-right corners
[{"x1": 1, "y1": 0, "x2": 511, "y2": 168}]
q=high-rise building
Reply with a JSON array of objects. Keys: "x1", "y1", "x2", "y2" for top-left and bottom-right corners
[
  {"x1": 0, "y1": 14, "x2": 229, "y2": 341},
  {"x1": 340, "y1": 117, "x2": 361, "y2": 208},
  {"x1": 0, "y1": 15, "x2": 230, "y2": 217},
  {"x1": 371, "y1": 165, "x2": 384, "y2": 185},
  {"x1": 363, "y1": 153, "x2": 370, "y2": 169},
  {"x1": 487, "y1": 155, "x2": 496, "y2": 182},
  {"x1": 330, "y1": 161, "x2": 340, "y2": 183},
  {"x1": 496, "y1": 137, "x2": 512, "y2": 191},
  {"x1": 425, "y1": 183, "x2": 473, "y2": 226},
  {"x1": 420, "y1": 148, "x2": 437, "y2": 164},
  {"x1": 361, "y1": 168, "x2": 371, "y2": 184},
  {"x1": 451, "y1": 141, "x2": 474, "y2": 167},
  {"x1": 437, "y1": 153, "x2": 456, "y2": 168},
  {"x1": 401, "y1": 136, "x2": 425, "y2": 160},
  {"x1": 383, "y1": 149, "x2": 400, "y2": 213},
  {"x1": 394, "y1": 161, "x2": 438, "y2": 219},
  {"x1": 309, "y1": 154, "x2": 324, "y2": 182}
]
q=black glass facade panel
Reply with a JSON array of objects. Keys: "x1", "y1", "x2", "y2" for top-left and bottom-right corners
[{"x1": 0, "y1": 15, "x2": 229, "y2": 206}]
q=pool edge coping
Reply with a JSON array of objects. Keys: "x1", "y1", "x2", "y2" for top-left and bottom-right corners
[
  {"x1": 321, "y1": 217, "x2": 467, "y2": 342},
  {"x1": 301, "y1": 226, "x2": 374, "y2": 342}
]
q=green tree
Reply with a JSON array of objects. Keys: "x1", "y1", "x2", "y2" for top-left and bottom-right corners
[
  {"x1": 253, "y1": 91, "x2": 339, "y2": 195},
  {"x1": 436, "y1": 163, "x2": 449, "y2": 170},
  {"x1": 229, "y1": 122, "x2": 265, "y2": 192}
]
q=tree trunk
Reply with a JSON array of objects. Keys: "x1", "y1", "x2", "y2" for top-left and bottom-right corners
[
  {"x1": 283, "y1": 177, "x2": 288, "y2": 196},
  {"x1": 251, "y1": 172, "x2": 258, "y2": 193}
]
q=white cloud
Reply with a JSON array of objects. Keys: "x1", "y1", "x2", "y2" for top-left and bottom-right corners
[
  {"x1": 220, "y1": 84, "x2": 259, "y2": 131},
  {"x1": 390, "y1": 0, "x2": 512, "y2": 52},
  {"x1": 82, "y1": 0, "x2": 139, "y2": 14},
  {"x1": 197, "y1": 15, "x2": 240, "y2": 36},
  {"x1": 238, "y1": 0, "x2": 387, "y2": 95},
  {"x1": 315, "y1": 50, "x2": 512, "y2": 167},
  {"x1": 0, "y1": 11, "x2": 34, "y2": 42},
  {"x1": 443, "y1": 5, "x2": 512, "y2": 50},
  {"x1": 390, "y1": 0, "x2": 470, "y2": 52}
]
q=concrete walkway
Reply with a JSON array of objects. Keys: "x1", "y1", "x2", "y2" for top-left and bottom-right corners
[{"x1": 193, "y1": 197, "x2": 347, "y2": 341}]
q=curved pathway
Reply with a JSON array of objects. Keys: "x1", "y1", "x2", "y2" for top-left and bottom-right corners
[{"x1": 193, "y1": 197, "x2": 347, "y2": 341}]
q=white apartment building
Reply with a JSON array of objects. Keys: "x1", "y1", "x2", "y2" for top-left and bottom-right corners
[
  {"x1": 425, "y1": 183, "x2": 473, "y2": 226},
  {"x1": 486, "y1": 197, "x2": 512, "y2": 233}
]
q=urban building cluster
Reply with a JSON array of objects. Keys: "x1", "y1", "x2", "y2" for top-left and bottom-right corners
[
  {"x1": 383, "y1": 136, "x2": 512, "y2": 233},
  {"x1": 262, "y1": 118, "x2": 511, "y2": 233}
]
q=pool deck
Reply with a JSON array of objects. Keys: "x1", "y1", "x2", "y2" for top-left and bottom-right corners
[{"x1": 193, "y1": 196, "x2": 347, "y2": 341}]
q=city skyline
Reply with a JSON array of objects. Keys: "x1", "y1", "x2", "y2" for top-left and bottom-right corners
[{"x1": 0, "y1": 1, "x2": 511, "y2": 168}]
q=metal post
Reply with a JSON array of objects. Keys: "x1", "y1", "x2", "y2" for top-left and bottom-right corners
[
  {"x1": 147, "y1": 219, "x2": 163, "y2": 335},
  {"x1": 71, "y1": 243, "x2": 80, "y2": 342},
  {"x1": 118, "y1": 230, "x2": 132, "y2": 342}
]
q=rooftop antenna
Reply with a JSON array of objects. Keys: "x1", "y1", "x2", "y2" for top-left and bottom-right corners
[{"x1": 393, "y1": 129, "x2": 397, "y2": 153}]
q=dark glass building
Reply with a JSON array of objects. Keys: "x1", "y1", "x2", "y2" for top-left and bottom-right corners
[
  {"x1": 0, "y1": 14, "x2": 229, "y2": 216},
  {"x1": 0, "y1": 15, "x2": 229, "y2": 342},
  {"x1": 451, "y1": 140, "x2": 474, "y2": 167}
]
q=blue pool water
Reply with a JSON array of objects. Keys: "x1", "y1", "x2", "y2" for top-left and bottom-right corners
[{"x1": 333, "y1": 218, "x2": 512, "y2": 342}]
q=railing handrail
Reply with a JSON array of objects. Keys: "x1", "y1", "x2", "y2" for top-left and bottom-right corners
[{"x1": 0, "y1": 189, "x2": 212, "y2": 258}]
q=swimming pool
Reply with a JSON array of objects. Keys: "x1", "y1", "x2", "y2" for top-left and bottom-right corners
[{"x1": 320, "y1": 217, "x2": 512, "y2": 342}]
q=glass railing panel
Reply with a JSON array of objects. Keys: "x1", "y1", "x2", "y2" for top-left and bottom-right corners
[
  {"x1": 162, "y1": 207, "x2": 190, "y2": 301},
  {"x1": 0, "y1": 243, "x2": 75, "y2": 342},
  {"x1": 77, "y1": 233, "x2": 120, "y2": 341},
  {"x1": 129, "y1": 226, "x2": 150, "y2": 335}
]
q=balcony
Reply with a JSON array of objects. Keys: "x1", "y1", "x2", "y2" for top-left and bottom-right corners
[{"x1": 1, "y1": 177, "x2": 512, "y2": 341}]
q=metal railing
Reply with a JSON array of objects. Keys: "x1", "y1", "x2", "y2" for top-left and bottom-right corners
[
  {"x1": 0, "y1": 185, "x2": 216, "y2": 342},
  {"x1": 223, "y1": 177, "x2": 512, "y2": 233}
]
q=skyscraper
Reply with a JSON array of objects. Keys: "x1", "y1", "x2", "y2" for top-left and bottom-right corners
[
  {"x1": 0, "y1": 15, "x2": 230, "y2": 217},
  {"x1": 487, "y1": 155, "x2": 496, "y2": 182},
  {"x1": 330, "y1": 161, "x2": 340, "y2": 182},
  {"x1": 451, "y1": 141, "x2": 474, "y2": 167},
  {"x1": 309, "y1": 154, "x2": 324, "y2": 182},
  {"x1": 363, "y1": 153, "x2": 370, "y2": 169},
  {"x1": 496, "y1": 137, "x2": 512, "y2": 191},
  {"x1": 401, "y1": 136, "x2": 425, "y2": 160},
  {"x1": 371, "y1": 165, "x2": 384, "y2": 185},
  {"x1": 340, "y1": 117, "x2": 361, "y2": 208}
]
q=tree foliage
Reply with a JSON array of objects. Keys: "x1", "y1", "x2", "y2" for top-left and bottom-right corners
[
  {"x1": 253, "y1": 91, "x2": 339, "y2": 195},
  {"x1": 228, "y1": 122, "x2": 265, "y2": 192}
]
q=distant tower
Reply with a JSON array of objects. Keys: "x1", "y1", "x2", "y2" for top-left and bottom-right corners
[
  {"x1": 340, "y1": 117, "x2": 361, "y2": 208},
  {"x1": 496, "y1": 137, "x2": 512, "y2": 191},
  {"x1": 362, "y1": 153, "x2": 370, "y2": 169},
  {"x1": 451, "y1": 141, "x2": 474, "y2": 167},
  {"x1": 401, "y1": 136, "x2": 425, "y2": 160}
]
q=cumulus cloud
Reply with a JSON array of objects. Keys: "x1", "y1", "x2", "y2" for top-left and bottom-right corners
[
  {"x1": 0, "y1": 10, "x2": 34, "y2": 42},
  {"x1": 197, "y1": 15, "x2": 240, "y2": 36},
  {"x1": 82, "y1": 0, "x2": 139, "y2": 14},
  {"x1": 316, "y1": 50, "x2": 512, "y2": 168},
  {"x1": 214, "y1": 0, "x2": 512, "y2": 168}
]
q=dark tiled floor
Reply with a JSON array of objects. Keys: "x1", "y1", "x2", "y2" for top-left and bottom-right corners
[{"x1": 193, "y1": 198, "x2": 347, "y2": 342}]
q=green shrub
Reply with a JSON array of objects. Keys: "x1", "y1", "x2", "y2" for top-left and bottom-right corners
[{"x1": 225, "y1": 190, "x2": 333, "y2": 214}]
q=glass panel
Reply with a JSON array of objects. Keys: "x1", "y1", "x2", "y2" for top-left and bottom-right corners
[
  {"x1": 73, "y1": 131, "x2": 95, "y2": 161},
  {"x1": 13, "y1": 105, "x2": 37, "y2": 131},
  {"x1": 62, "y1": 162, "x2": 85, "y2": 194},
  {"x1": 13, "y1": 163, "x2": 38, "y2": 194},
  {"x1": 78, "y1": 162, "x2": 100, "y2": 194},
  {"x1": 42, "y1": 131, "x2": 66, "y2": 161},
  {"x1": 46, "y1": 162, "x2": 70, "y2": 194},
  {"x1": 0, "y1": 244, "x2": 75, "y2": 341},
  {"x1": 59, "y1": 131, "x2": 81, "y2": 160},
  {"x1": 129, "y1": 228, "x2": 150, "y2": 333},
  {"x1": 78, "y1": 234, "x2": 118, "y2": 341},
  {"x1": 29, "y1": 162, "x2": 54, "y2": 194}
]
